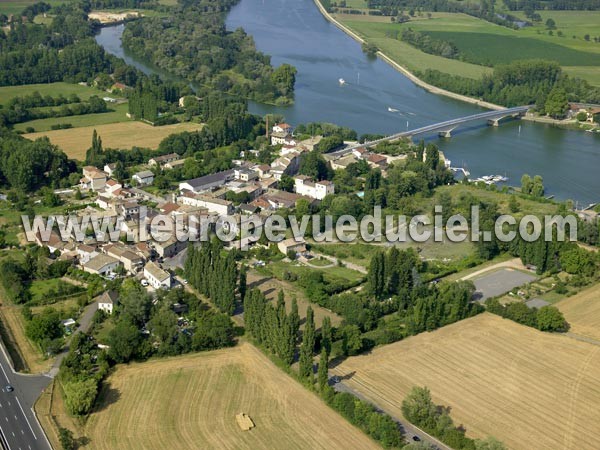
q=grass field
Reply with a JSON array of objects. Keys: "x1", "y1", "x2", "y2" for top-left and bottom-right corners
[
  {"x1": 0, "y1": 305, "x2": 52, "y2": 373},
  {"x1": 334, "y1": 11, "x2": 600, "y2": 85},
  {"x1": 0, "y1": 0, "x2": 71, "y2": 15},
  {"x1": 14, "y1": 103, "x2": 131, "y2": 133},
  {"x1": 24, "y1": 121, "x2": 203, "y2": 159},
  {"x1": 558, "y1": 283, "x2": 600, "y2": 341},
  {"x1": 332, "y1": 313, "x2": 600, "y2": 450},
  {"x1": 0, "y1": 82, "x2": 112, "y2": 106},
  {"x1": 82, "y1": 343, "x2": 380, "y2": 450}
]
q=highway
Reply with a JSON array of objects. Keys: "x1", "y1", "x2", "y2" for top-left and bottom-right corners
[
  {"x1": 330, "y1": 105, "x2": 531, "y2": 156},
  {"x1": 0, "y1": 344, "x2": 51, "y2": 450}
]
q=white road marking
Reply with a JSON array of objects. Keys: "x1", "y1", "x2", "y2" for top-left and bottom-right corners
[
  {"x1": 0, "y1": 360, "x2": 10, "y2": 383},
  {"x1": 0, "y1": 422, "x2": 14, "y2": 450},
  {"x1": 15, "y1": 397, "x2": 37, "y2": 440}
]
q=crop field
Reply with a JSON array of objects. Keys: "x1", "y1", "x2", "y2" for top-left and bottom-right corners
[
  {"x1": 83, "y1": 343, "x2": 379, "y2": 450},
  {"x1": 335, "y1": 11, "x2": 600, "y2": 85},
  {"x1": 0, "y1": 82, "x2": 112, "y2": 106},
  {"x1": 333, "y1": 313, "x2": 600, "y2": 450},
  {"x1": 558, "y1": 283, "x2": 600, "y2": 341},
  {"x1": 24, "y1": 121, "x2": 203, "y2": 159}
]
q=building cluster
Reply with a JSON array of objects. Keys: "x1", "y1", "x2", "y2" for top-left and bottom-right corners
[{"x1": 34, "y1": 121, "x2": 397, "y2": 295}]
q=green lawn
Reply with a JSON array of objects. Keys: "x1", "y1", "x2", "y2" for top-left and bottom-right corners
[
  {"x1": 0, "y1": 82, "x2": 114, "y2": 106},
  {"x1": 334, "y1": 11, "x2": 600, "y2": 85},
  {"x1": 14, "y1": 103, "x2": 131, "y2": 132},
  {"x1": 266, "y1": 260, "x2": 365, "y2": 284}
]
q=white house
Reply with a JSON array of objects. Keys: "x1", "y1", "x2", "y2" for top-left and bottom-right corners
[
  {"x1": 83, "y1": 254, "x2": 120, "y2": 276},
  {"x1": 149, "y1": 153, "x2": 180, "y2": 167},
  {"x1": 104, "y1": 163, "x2": 117, "y2": 177},
  {"x1": 132, "y1": 170, "x2": 155, "y2": 186},
  {"x1": 272, "y1": 123, "x2": 293, "y2": 134},
  {"x1": 294, "y1": 176, "x2": 334, "y2": 200},
  {"x1": 144, "y1": 262, "x2": 172, "y2": 289},
  {"x1": 80, "y1": 166, "x2": 107, "y2": 191},
  {"x1": 179, "y1": 192, "x2": 234, "y2": 215},
  {"x1": 97, "y1": 290, "x2": 118, "y2": 314},
  {"x1": 105, "y1": 179, "x2": 122, "y2": 195},
  {"x1": 77, "y1": 244, "x2": 99, "y2": 264}
]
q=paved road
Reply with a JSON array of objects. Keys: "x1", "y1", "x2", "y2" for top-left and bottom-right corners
[
  {"x1": 47, "y1": 300, "x2": 99, "y2": 378},
  {"x1": 0, "y1": 344, "x2": 52, "y2": 450},
  {"x1": 332, "y1": 378, "x2": 448, "y2": 450}
]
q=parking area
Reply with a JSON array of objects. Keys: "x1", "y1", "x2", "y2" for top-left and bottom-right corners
[{"x1": 472, "y1": 268, "x2": 537, "y2": 301}]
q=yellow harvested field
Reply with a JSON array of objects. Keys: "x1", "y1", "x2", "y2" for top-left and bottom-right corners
[
  {"x1": 332, "y1": 313, "x2": 600, "y2": 450},
  {"x1": 25, "y1": 121, "x2": 203, "y2": 160},
  {"x1": 83, "y1": 342, "x2": 378, "y2": 450},
  {"x1": 558, "y1": 284, "x2": 600, "y2": 341}
]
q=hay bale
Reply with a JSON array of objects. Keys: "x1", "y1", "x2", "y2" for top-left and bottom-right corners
[{"x1": 235, "y1": 413, "x2": 255, "y2": 431}]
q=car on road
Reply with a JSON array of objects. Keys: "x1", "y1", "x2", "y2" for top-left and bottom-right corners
[
  {"x1": 412, "y1": 435, "x2": 421, "y2": 442},
  {"x1": 5, "y1": 385, "x2": 14, "y2": 392},
  {"x1": 330, "y1": 376, "x2": 341, "y2": 384},
  {"x1": 183, "y1": 279, "x2": 188, "y2": 285}
]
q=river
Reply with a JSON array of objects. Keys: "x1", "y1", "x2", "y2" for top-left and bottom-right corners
[{"x1": 95, "y1": 0, "x2": 600, "y2": 204}]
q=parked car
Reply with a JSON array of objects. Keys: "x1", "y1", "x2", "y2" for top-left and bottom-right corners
[
  {"x1": 5, "y1": 385, "x2": 14, "y2": 392},
  {"x1": 141, "y1": 279, "x2": 149, "y2": 287}
]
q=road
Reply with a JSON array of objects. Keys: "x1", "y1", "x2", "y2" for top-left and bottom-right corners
[
  {"x1": 332, "y1": 378, "x2": 449, "y2": 450},
  {"x1": 0, "y1": 343, "x2": 52, "y2": 450},
  {"x1": 47, "y1": 299, "x2": 99, "y2": 379}
]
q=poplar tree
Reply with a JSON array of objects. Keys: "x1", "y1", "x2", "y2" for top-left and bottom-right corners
[
  {"x1": 317, "y1": 348, "x2": 329, "y2": 391},
  {"x1": 299, "y1": 306, "x2": 315, "y2": 381}
]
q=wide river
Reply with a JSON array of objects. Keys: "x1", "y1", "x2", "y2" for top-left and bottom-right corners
[{"x1": 96, "y1": 0, "x2": 600, "y2": 204}]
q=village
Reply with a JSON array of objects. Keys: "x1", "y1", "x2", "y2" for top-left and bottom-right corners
[{"x1": 31, "y1": 121, "x2": 404, "y2": 295}]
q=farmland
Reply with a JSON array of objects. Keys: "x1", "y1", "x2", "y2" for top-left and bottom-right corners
[
  {"x1": 558, "y1": 283, "x2": 600, "y2": 341},
  {"x1": 82, "y1": 342, "x2": 380, "y2": 450},
  {"x1": 332, "y1": 313, "x2": 600, "y2": 450},
  {"x1": 24, "y1": 121, "x2": 203, "y2": 160},
  {"x1": 333, "y1": 11, "x2": 600, "y2": 85}
]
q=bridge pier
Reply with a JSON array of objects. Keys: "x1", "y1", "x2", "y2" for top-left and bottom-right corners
[
  {"x1": 487, "y1": 118, "x2": 501, "y2": 127},
  {"x1": 438, "y1": 127, "x2": 456, "y2": 138}
]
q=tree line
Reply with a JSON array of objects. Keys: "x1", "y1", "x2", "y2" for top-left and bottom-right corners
[
  {"x1": 184, "y1": 241, "x2": 242, "y2": 315},
  {"x1": 418, "y1": 59, "x2": 600, "y2": 112}
]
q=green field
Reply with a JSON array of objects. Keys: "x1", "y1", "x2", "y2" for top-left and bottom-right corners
[
  {"x1": 0, "y1": 82, "x2": 114, "y2": 106},
  {"x1": 14, "y1": 103, "x2": 131, "y2": 132},
  {"x1": 334, "y1": 11, "x2": 600, "y2": 85},
  {"x1": 0, "y1": 0, "x2": 71, "y2": 15}
]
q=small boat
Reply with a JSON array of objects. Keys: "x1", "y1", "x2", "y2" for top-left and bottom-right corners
[
  {"x1": 338, "y1": 78, "x2": 346, "y2": 85},
  {"x1": 388, "y1": 107, "x2": 399, "y2": 112}
]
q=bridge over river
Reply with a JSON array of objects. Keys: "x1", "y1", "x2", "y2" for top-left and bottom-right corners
[{"x1": 331, "y1": 105, "x2": 531, "y2": 155}]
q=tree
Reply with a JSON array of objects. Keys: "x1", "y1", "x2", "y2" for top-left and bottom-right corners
[
  {"x1": 317, "y1": 348, "x2": 329, "y2": 391},
  {"x1": 545, "y1": 18, "x2": 556, "y2": 29},
  {"x1": 278, "y1": 174, "x2": 294, "y2": 192},
  {"x1": 25, "y1": 307, "x2": 62, "y2": 348},
  {"x1": 475, "y1": 436, "x2": 507, "y2": 450},
  {"x1": 544, "y1": 87, "x2": 568, "y2": 118},
  {"x1": 401, "y1": 386, "x2": 438, "y2": 430},
  {"x1": 299, "y1": 306, "x2": 315, "y2": 380},
  {"x1": 321, "y1": 316, "x2": 332, "y2": 355},
  {"x1": 63, "y1": 378, "x2": 98, "y2": 416},
  {"x1": 536, "y1": 306, "x2": 567, "y2": 332},
  {"x1": 341, "y1": 324, "x2": 363, "y2": 355},
  {"x1": 58, "y1": 427, "x2": 75, "y2": 450},
  {"x1": 119, "y1": 279, "x2": 152, "y2": 325},
  {"x1": 520, "y1": 174, "x2": 532, "y2": 195},
  {"x1": 107, "y1": 319, "x2": 142, "y2": 363},
  {"x1": 508, "y1": 195, "x2": 520, "y2": 213}
]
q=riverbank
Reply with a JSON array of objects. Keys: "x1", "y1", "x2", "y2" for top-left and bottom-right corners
[{"x1": 312, "y1": 0, "x2": 504, "y2": 111}]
